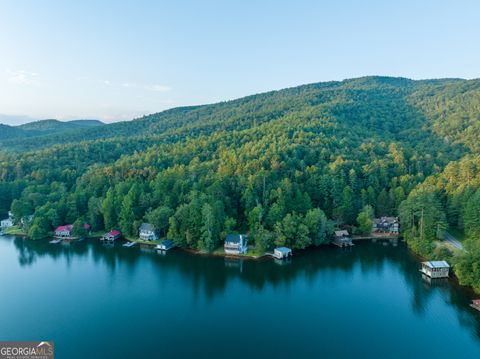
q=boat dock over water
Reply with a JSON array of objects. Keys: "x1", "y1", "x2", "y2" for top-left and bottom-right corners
[
  {"x1": 470, "y1": 299, "x2": 480, "y2": 312},
  {"x1": 265, "y1": 247, "x2": 293, "y2": 260}
]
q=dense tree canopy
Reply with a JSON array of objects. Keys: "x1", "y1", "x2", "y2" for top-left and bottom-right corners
[{"x1": 1, "y1": 77, "x2": 479, "y2": 274}]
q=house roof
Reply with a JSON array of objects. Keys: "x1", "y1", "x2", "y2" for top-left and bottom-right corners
[
  {"x1": 473, "y1": 299, "x2": 480, "y2": 306},
  {"x1": 374, "y1": 217, "x2": 398, "y2": 224},
  {"x1": 140, "y1": 223, "x2": 154, "y2": 232},
  {"x1": 225, "y1": 234, "x2": 244, "y2": 244},
  {"x1": 83, "y1": 223, "x2": 91, "y2": 230},
  {"x1": 275, "y1": 247, "x2": 291, "y2": 253},
  {"x1": 423, "y1": 260, "x2": 450, "y2": 268},
  {"x1": 55, "y1": 224, "x2": 73, "y2": 232},
  {"x1": 161, "y1": 239, "x2": 173, "y2": 246},
  {"x1": 108, "y1": 230, "x2": 121, "y2": 236},
  {"x1": 335, "y1": 230, "x2": 349, "y2": 237}
]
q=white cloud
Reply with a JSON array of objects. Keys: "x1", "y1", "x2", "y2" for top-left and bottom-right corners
[
  {"x1": 103, "y1": 80, "x2": 111, "y2": 85},
  {"x1": 7, "y1": 69, "x2": 38, "y2": 85}
]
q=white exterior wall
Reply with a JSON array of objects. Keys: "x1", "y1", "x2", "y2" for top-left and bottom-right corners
[
  {"x1": 140, "y1": 230, "x2": 157, "y2": 241},
  {"x1": 422, "y1": 265, "x2": 449, "y2": 278},
  {"x1": 224, "y1": 235, "x2": 247, "y2": 254},
  {"x1": 55, "y1": 229, "x2": 71, "y2": 237},
  {"x1": 1, "y1": 218, "x2": 13, "y2": 228}
]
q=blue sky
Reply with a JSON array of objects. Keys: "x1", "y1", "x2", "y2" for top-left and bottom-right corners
[{"x1": 0, "y1": 0, "x2": 479, "y2": 124}]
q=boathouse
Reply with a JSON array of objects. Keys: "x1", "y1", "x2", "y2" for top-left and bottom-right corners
[
  {"x1": 103, "y1": 230, "x2": 121, "y2": 241},
  {"x1": 139, "y1": 223, "x2": 157, "y2": 241},
  {"x1": 224, "y1": 234, "x2": 248, "y2": 255},
  {"x1": 156, "y1": 239, "x2": 174, "y2": 251},
  {"x1": 274, "y1": 247, "x2": 292, "y2": 259},
  {"x1": 420, "y1": 261, "x2": 450, "y2": 278},
  {"x1": 470, "y1": 299, "x2": 480, "y2": 312},
  {"x1": 333, "y1": 230, "x2": 353, "y2": 247},
  {"x1": 55, "y1": 224, "x2": 73, "y2": 237}
]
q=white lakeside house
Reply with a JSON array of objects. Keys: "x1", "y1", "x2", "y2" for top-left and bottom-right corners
[
  {"x1": 420, "y1": 261, "x2": 450, "y2": 278},
  {"x1": 139, "y1": 223, "x2": 157, "y2": 241},
  {"x1": 224, "y1": 234, "x2": 247, "y2": 255}
]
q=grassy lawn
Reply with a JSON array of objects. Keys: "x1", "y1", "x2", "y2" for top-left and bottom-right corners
[
  {"x1": 213, "y1": 245, "x2": 265, "y2": 258},
  {"x1": 125, "y1": 237, "x2": 162, "y2": 245},
  {"x1": 87, "y1": 231, "x2": 105, "y2": 239},
  {"x1": 3, "y1": 226, "x2": 25, "y2": 235},
  {"x1": 448, "y1": 227, "x2": 466, "y2": 241}
]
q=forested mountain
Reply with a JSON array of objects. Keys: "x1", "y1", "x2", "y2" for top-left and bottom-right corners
[
  {"x1": 18, "y1": 119, "x2": 104, "y2": 133},
  {"x1": 0, "y1": 119, "x2": 104, "y2": 141},
  {"x1": 1, "y1": 76, "x2": 480, "y2": 289},
  {"x1": 0, "y1": 124, "x2": 26, "y2": 140}
]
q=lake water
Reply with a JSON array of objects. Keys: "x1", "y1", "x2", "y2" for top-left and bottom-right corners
[{"x1": 1, "y1": 236, "x2": 479, "y2": 358}]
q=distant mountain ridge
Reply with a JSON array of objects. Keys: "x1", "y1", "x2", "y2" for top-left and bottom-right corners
[
  {"x1": 2, "y1": 75, "x2": 480, "y2": 293},
  {"x1": 0, "y1": 119, "x2": 104, "y2": 140}
]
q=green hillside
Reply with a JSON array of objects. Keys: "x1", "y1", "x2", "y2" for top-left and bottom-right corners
[
  {"x1": 0, "y1": 124, "x2": 26, "y2": 140},
  {"x1": 18, "y1": 119, "x2": 104, "y2": 133},
  {"x1": 1, "y1": 76, "x2": 480, "y2": 290},
  {"x1": 0, "y1": 119, "x2": 105, "y2": 141}
]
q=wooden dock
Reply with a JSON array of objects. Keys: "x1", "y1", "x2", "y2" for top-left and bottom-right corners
[
  {"x1": 470, "y1": 300, "x2": 480, "y2": 312},
  {"x1": 332, "y1": 241, "x2": 354, "y2": 248}
]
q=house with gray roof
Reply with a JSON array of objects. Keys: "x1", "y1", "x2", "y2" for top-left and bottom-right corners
[
  {"x1": 420, "y1": 261, "x2": 450, "y2": 278},
  {"x1": 139, "y1": 223, "x2": 157, "y2": 241},
  {"x1": 224, "y1": 234, "x2": 247, "y2": 255},
  {"x1": 373, "y1": 217, "x2": 399, "y2": 234}
]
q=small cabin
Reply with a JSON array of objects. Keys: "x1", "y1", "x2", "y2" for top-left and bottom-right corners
[
  {"x1": 420, "y1": 261, "x2": 450, "y2": 278},
  {"x1": 156, "y1": 239, "x2": 174, "y2": 251},
  {"x1": 373, "y1": 217, "x2": 399, "y2": 234},
  {"x1": 103, "y1": 230, "x2": 121, "y2": 241},
  {"x1": 334, "y1": 230, "x2": 353, "y2": 247},
  {"x1": 0, "y1": 218, "x2": 13, "y2": 229},
  {"x1": 224, "y1": 234, "x2": 248, "y2": 255},
  {"x1": 55, "y1": 224, "x2": 73, "y2": 237},
  {"x1": 274, "y1": 247, "x2": 292, "y2": 259},
  {"x1": 139, "y1": 223, "x2": 157, "y2": 241}
]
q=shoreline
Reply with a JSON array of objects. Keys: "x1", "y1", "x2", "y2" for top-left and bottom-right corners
[{"x1": 4, "y1": 232, "x2": 478, "y2": 294}]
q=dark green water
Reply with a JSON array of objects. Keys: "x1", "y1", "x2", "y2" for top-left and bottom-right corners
[{"x1": 1, "y1": 236, "x2": 480, "y2": 359}]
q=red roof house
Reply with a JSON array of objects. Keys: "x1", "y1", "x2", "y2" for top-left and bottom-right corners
[
  {"x1": 103, "y1": 230, "x2": 122, "y2": 241},
  {"x1": 55, "y1": 224, "x2": 73, "y2": 237}
]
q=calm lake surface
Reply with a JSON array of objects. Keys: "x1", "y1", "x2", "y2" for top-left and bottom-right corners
[{"x1": 1, "y1": 236, "x2": 480, "y2": 358}]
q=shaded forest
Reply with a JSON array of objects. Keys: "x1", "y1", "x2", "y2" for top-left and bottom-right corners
[{"x1": 1, "y1": 76, "x2": 480, "y2": 288}]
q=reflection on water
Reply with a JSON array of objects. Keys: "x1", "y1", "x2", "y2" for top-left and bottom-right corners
[{"x1": 2, "y1": 235, "x2": 480, "y2": 358}]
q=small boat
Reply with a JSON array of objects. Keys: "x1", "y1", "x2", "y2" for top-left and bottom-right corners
[
  {"x1": 49, "y1": 238, "x2": 62, "y2": 244},
  {"x1": 0, "y1": 231, "x2": 5, "y2": 236},
  {"x1": 122, "y1": 241, "x2": 136, "y2": 247},
  {"x1": 470, "y1": 299, "x2": 480, "y2": 311}
]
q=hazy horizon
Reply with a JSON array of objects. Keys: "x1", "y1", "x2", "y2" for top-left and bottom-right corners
[
  {"x1": 0, "y1": 74, "x2": 477, "y2": 125},
  {"x1": 1, "y1": 0, "x2": 479, "y2": 124}
]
